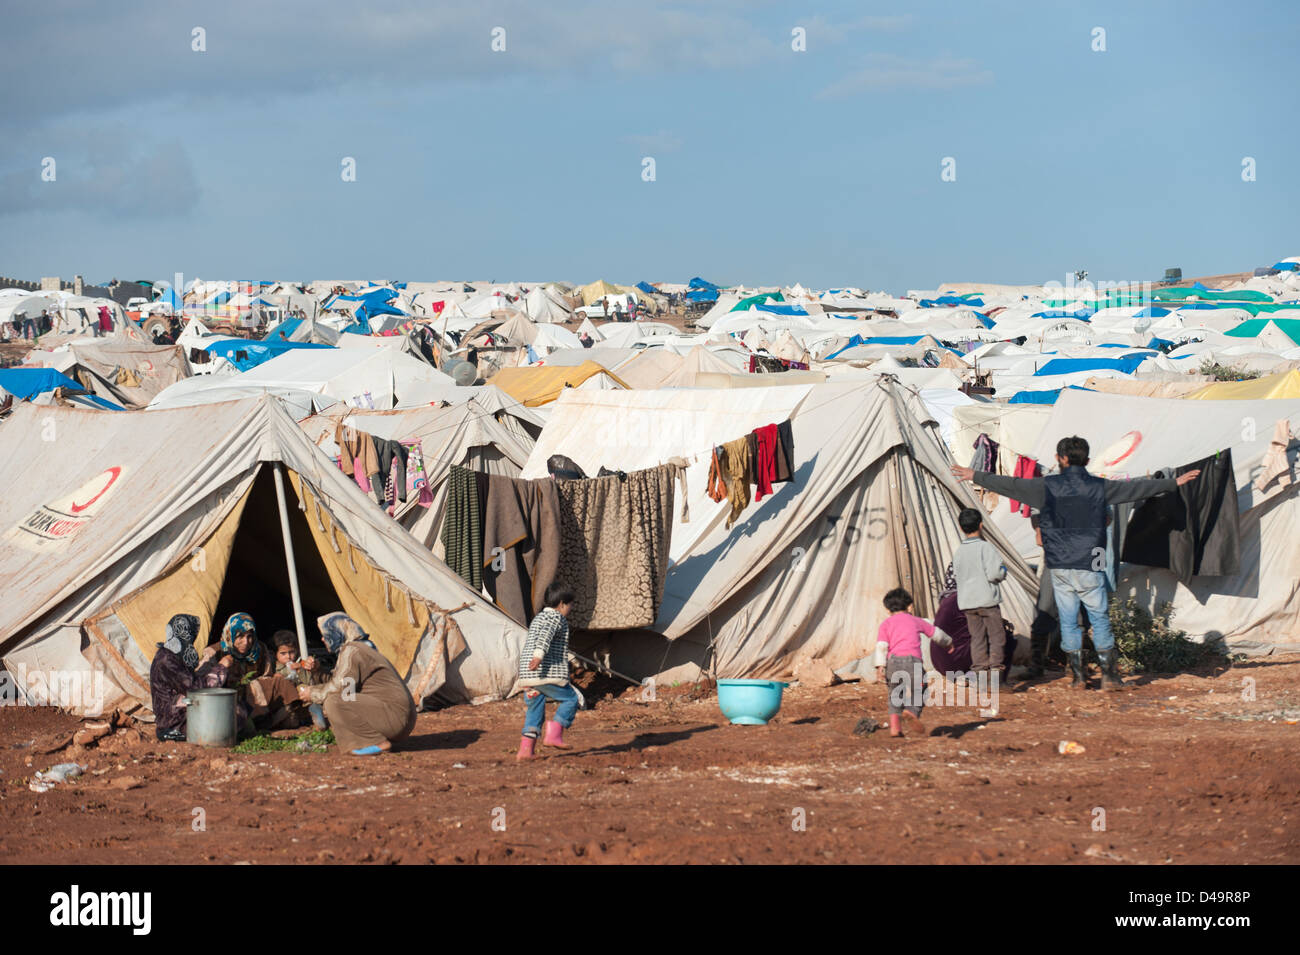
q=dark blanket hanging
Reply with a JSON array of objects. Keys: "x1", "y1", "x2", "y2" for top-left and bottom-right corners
[{"x1": 1120, "y1": 450, "x2": 1240, "y2": 583}]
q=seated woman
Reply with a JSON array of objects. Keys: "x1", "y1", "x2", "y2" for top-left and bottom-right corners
[
  {"x1": 149, "y1": 613, "x2": 228, "y2": 742},
  {"x1": 299, "y1": 613, "x2": 415, "y2": 756},
  {"x1": 199, "y1": 612, "x2": 273, "y2": 731},
  {"x1": 247, "y1": 630, "x2": 330, "y2": 731}
]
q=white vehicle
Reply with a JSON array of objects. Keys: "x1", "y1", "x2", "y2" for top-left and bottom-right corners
[{"x1": 575, "y1": 294, "x2": 638, "y2": 320}]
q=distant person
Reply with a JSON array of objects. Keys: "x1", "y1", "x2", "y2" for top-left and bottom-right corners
[
  {"x1": 516, "y1": 583, "x2": 579, "y2": 760},
  {"x1": 873, "y1": 587, "x2": 952, "y2": 738},
  {"x1": 951, "y1": 506, "x2": 1008, "y2": 699},
  {"x1": 953, "y1": 436, "x2": 1200, "y2": 691}
]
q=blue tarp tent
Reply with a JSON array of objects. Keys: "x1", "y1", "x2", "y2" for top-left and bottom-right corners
[
  {"x1": 1034, "y1": 354, "x2": 1150, "y2": 377},
  {"x1": 1032, "y1": 308, "x2": 1094, "y2": 321},
  {"x1": 264, "y1": 318, "x2": 302, "y2": 340},
  {"x1": 155, "y1": 286, "x2": 183, "y2": 309},
  {"x1": 0, "y1": 368, "x2": 123, "y2": 409},
  {"x1": 1009, "y1": 385, "x2": 1092, "y2": 405},
  {"x1": 919, "y1": 295, "x2": 985, "y2": 308},
  {"x1": 203, "y1": 339, "x2": 332, "y2": 372},
  {"x1": 635, "y1": 281, "x2": 658, "y2": 295},
  {"x1": 753, "y1": 303, "x2": 808, "y2": 316},
  {"x1": 824, "y1": 334, "x2": 926, "y2": 360},
  {"x1": 687, "y1": 277, "x2": 719, "y2": 290}
]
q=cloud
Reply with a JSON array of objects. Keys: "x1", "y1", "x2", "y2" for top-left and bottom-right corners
[
  {"x1": 0, "y1": 140, "x2": 200, "y2": 219},
  {"x1": 800, "y1": 12, "x2": 913, "y2": 43},
  {"x1": 817, "y1": 53, "x2": 993, "y2": 98},
  {"x1": 622, "y1": 130, "x2": 683, "y2": 154},
  {"x1": 0, "y1": 1, "x2": 783, "y2": 129}
]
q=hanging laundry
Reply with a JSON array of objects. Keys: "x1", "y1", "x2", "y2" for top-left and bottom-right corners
[
  {"x1": 1009, "y1": 455, "x2": 1042, "y2": 516},
  {"x1": 403, "y1": 440, "x2": 433, "y2": 507},
  {"x1": 1121, "y1": 450, "x2": 1240, "y2": 583},
  {"x1": 752, "y1": 423, "x2": 781, "y2": 501},
  {"x1": 774, "y1": 419, "x2": 795, "y2": 484},
  {"x1": 553, "y1": 463, "x2": 676, "y2": 630},
  {"x1": 481, "y1": 474, "x2": 562, "y2": 626},
  {"x1": 441, "y1": 465, "x2": 484, "y2": 590},
  {"x1": 1255, "y1": 419, "x2": 1295, "y2": 493},
  {"x1": 971, "y1": 433, "x2": 999, "y2": 473},
  {"x1": 334, "y1": 422, "x2": 380, "y2": 485},
  {"x1": 706, "y1": 436, "x2": 753, "y2": 528},
  {"x1": 372, "y1": 438, "x2": 408, "y2": 506}
]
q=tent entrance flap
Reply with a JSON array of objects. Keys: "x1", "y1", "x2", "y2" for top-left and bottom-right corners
[
  {"x1": 87, "y1": 463, "x2": 350, "y2": 709},
  {"x1": 82, "y1": 478, "x2": 256, "y2": 705},
  {"x1": 210, "y1": 466, "x2": 346, "y2": 649}
]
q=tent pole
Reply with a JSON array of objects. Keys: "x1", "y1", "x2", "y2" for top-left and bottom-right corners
[{"x1": 272, "y1": 462, "x2": 310, "y2": 660}]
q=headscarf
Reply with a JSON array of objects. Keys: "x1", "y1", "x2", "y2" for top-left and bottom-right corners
[
  {"x1": 940, "y1": 562, "x2": 958, "y2": 599},
  {"x1": 219, "y1": 612, "x2": 262, "y2": 665},
  {"x1": 317, "y1": 612, "x2": 368, "y2": 654},
  {"x1": 159, "y1": 613, "x2": 201, "y2": 670}
]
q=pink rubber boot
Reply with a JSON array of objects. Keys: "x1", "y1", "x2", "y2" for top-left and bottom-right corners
[
  {"x1": 516, "y1": 735, "x2": 535, "y2": 760},
  {"x1": 542, "y1": 720, "x2": 570, "y2": 749}
]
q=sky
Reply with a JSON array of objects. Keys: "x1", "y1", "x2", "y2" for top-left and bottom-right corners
[{"x1": 1, "y1": 0, "x2": 1296, "y2": 294}]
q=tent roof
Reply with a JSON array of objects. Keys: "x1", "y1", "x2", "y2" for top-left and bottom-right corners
[
  {"x1": 1185, "y1": 368, "x2": 1300, "y2": 401},
  {"x1": 235, "y1": 346, "x2": 454, "y2": 408},
  {"x1": 490, "y1": 360, "x2": 628, "y2": 406}
]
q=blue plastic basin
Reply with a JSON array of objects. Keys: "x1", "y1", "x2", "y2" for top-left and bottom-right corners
[{"x1": 717, "y1": 679, "x2": 789, "y2": 725}]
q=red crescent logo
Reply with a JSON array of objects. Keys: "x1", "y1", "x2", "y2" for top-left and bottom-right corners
[
  {"x1": 1102, "y1": 431, "x2": 1142, "y2": 467},
  {"x1": 69, "y1": 467, "x2": 122, "y2": 514}
]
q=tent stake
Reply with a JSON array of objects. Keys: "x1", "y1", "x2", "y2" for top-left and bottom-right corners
[{"x1": 272, "y1": 462, "x2": 310, "y2": 660}]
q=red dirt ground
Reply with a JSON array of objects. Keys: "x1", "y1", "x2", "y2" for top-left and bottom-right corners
[{"x1": 2, "y1": 657, "x2": 1298, "y2": 865}]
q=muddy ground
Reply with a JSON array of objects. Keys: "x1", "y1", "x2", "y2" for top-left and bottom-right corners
[{"x1": 2, "y1": 657, "x2": 1298, "y2": 865}]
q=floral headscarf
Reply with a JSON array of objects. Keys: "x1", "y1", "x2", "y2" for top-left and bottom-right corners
[
  {"x1": 940, "y1": 562, "x2": 958, "y2": 599},
  {"x1": 219, "y1": 612, "x2": 262, "y2": 665},
  {"x1": 159, "y1": 613, "x2": 201, "y2": 670},
  {"x1": 317, "y1": 612, "x2": 367, "y2": 654}
]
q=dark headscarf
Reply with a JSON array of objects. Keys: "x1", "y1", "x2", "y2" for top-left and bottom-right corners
[
  {"x1": 219, "y1": 612, "x2": 262, "y2": 665},
  {"x1": 317, "y1": 612, "x2": 367, "y2": 654},
  {"x1": 159, "y1": 613, "x2": 201, "y2": 670}
]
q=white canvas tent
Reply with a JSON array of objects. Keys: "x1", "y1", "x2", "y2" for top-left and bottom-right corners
[
  {"x1": 156, "y1": 346, "x2": 455, "y2": 410},
  {"x1": 521, "y1": 379, "x2": 1039, "y2": 682},
  {"x1": 522, "y1": 286, "x2": 572, "y2": 324},
  {"x1": 0, "y1": 397, "x2": 525, "y2": 717},
  {"x1": 1027, "y1": 389, "x2": 1300, "y2": 653}
]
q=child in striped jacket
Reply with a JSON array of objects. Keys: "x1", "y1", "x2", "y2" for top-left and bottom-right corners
[{"x1": 517, "y1": 583, "x2": 579, "y2": 760}]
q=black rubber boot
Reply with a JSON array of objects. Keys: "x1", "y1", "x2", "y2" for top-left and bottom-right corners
[
  {"x1": 1098, "y1": 649, "x2": 1125, "y2": 691},
  {"x1": 1067, "y1": 651, "x2": 1087, "y2": 689}
]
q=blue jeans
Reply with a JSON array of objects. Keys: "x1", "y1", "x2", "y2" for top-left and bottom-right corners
[
  {"x1": 522, "y1": 683, "x2": 579, "y2": 737},
  {"x1": 1051, "y1": 569, "x2": 1113, "y2": 652}
]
